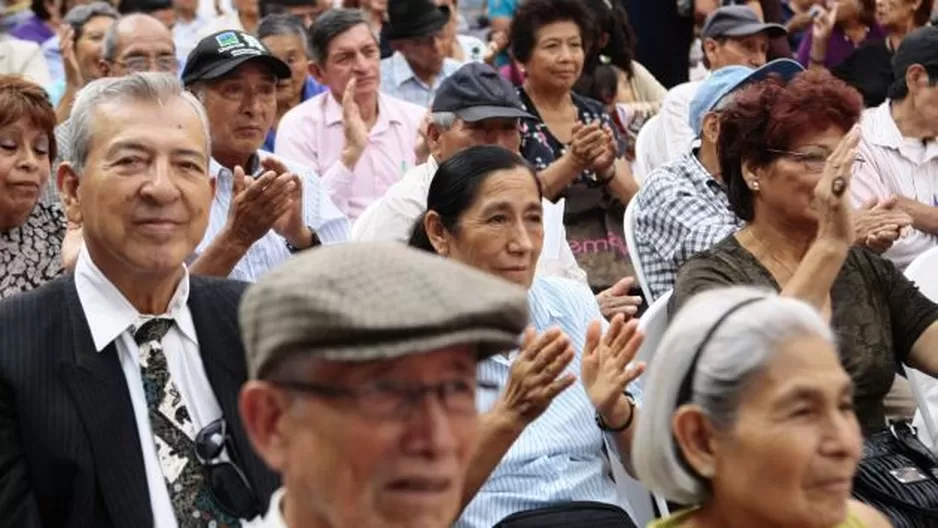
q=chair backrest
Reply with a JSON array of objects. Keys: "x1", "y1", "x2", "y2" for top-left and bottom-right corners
[
  {"x1": 633, "y1": 114, "x2": 660, "y2": 185},
  {"x1": 624, "y1": 199, "x2": 655, "y2": 304},
  {"x1": 637, "y1": 289, "x2": 672, "y2": 367},
  {"x1": 904, "y1": 247, "x2": 938, "y2": 449}
]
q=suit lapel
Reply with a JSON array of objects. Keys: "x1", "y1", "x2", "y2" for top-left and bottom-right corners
[
  {"x1": 187, "y1": 279, "x2": 279, "y2": 512},
  {"x1": 58, "y1": 277, "x2": 153, "y2": 526}
]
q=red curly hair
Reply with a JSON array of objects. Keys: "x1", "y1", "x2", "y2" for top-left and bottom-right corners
[{"x1": 717, "y1": 69, "x2": 863, "y2": 222}]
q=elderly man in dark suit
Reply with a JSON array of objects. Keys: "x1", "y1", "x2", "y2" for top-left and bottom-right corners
[{"x1": 0, "y1": 72, "x2": 278, "y2": 527}]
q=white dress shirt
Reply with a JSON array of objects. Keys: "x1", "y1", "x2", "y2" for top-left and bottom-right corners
[
  {"x1": 351, "y1": 156, "x2": 588, "y2": 284},
  {"x1": 74, "y1": 247, "x2": 260, "y2": 527},
  {"x1": 658, "y1": 79, "x2": 702, "y2": 164},
  {"x1": 852, "y1": 101, "x2": 938, "y2": 269},
  {"x1": 257, "y1": 488, "x2": 288, "y2": 527}
]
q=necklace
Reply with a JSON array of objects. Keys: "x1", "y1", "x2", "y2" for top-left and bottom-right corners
[{"x1": 739, "y1": 229, "x2": 799, "y2": 282}]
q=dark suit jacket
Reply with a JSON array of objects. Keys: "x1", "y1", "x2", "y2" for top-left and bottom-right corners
[{"x1": 0, "y1": 275, "x2": 280, "y2": 527}]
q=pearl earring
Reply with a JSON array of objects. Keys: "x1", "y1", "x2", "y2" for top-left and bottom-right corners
[{"x1": 750, "y1": 181, "x2": 760, "y2": 191}]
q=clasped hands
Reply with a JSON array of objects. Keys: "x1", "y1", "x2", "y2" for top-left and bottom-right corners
[{"x1": 492, "y1": 314, "x2": 645, "y2": 432}]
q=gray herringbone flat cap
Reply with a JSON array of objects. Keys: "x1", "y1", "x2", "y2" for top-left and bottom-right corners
[{"x1": 239, "y1": 242, "x2": 531, "y2": 378}]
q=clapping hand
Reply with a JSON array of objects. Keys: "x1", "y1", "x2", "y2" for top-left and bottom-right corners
[
  {"x1": 581, "y1": 315, "x2": 645, "y2": 422},
  {"x1": 224, "y1": 164, "x2": 296, "y2": 249},
  {"x1": 340, "y1": 77, "x2": 369, "y2": 169},
  {"x1": 813, "y1": 125, "x2": 861, "y2": 245},
  {"x1": 58, "y1": 25, "x2": 83, "y2": 89},
  {"x1": 494, "y1": 327, "x2": 577, "y2": 427},
  {"x1": 854, "y1": 196, "x2": 912, "y2": 254},
  {"x1": 262, "y1": 157, "x2": 307, "y2": 247}
]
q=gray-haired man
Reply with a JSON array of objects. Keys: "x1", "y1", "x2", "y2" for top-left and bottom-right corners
[
  {"x1": 238, "y1": 242, "x2": 530, "y2": 528},
  {"x1": 0, "y1": 72, "x2": 278, "y2": 527}
]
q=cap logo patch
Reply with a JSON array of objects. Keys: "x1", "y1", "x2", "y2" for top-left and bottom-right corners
[{"x1": 215, "y1": 31, "x2": 240, "y2": 47}]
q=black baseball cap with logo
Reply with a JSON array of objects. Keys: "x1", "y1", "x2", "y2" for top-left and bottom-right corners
[
  {"x1": 182, "y1": 30, "x2": 291, "y2": 85},
  {"x1": 432, "y1": 62, "x2": 534, "y2": 122}
]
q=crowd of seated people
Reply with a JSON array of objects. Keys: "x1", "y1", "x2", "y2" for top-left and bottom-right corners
[{"x1": 2, "y1": 0, "x2": 938, "y2": 527}]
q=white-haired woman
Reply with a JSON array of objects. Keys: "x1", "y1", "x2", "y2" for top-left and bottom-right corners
[{"x1": 633, "y1": 287, "x2": 891, "y2": 528}]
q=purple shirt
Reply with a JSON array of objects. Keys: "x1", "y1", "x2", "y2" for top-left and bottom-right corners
[
  {"x1": 10, "y1": 15, "x2": 54, "y2": 45},
  {"x1": 797, "y1": 24, "x2": 885, "y2": 69}
]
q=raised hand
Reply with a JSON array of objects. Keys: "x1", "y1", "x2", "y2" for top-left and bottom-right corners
[
  {"x1": 340, "y1": 77, "x2": 369, "y2": 169},
  {"x1": 596, "y1": 277, "x2": 642, "y2": 319},
  {"x1": 494, "y1": 327, "x2": 577, "y2": 426},
  {"x1": 581, "y1": 315, "x2": 645, "y2": 420},
  {"x1": 262, "y1": 157, "x2": 307, "y2": 246},
  {"x1": 813, "y1": 125, "x2": 861, "y2": 245},
  {"x1": 59, "y1": 25, "x2": 83, "y2": 89},
  {"x1": 811, "y1": 4, "x2": 836, "y2": 42}
]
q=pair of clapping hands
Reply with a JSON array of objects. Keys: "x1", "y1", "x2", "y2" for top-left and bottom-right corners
[
  {"x1": 224, "y1": 157, "x2": 307, "y2": 249},
  {"x1": 569, "y1": 121, "x2": 619, "y2": 178},
  {"x1": 493, "y1": 315, "x2": 646, "y2": 431}
]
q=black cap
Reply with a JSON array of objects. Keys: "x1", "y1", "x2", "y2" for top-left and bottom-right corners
[
  {"x1": 431, "y1": 63, "x2": 534, "y2": 122},
  {"x1": 385, "y1": 0, "x2": 450, "y2": 41},
  {"x1": 893, "y1": 26, "x2": 938, "y2": 78},
  {"x1": 182, "y1": 30, "x2": 291, "y2": 85},
  {"x1": 701, "y1": 5, "x2": 787, "y2": 39}
]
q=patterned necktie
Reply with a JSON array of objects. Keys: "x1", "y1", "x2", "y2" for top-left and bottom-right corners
[{"x1": 134, "y1": 318, "x2": 240, "y2": 528}]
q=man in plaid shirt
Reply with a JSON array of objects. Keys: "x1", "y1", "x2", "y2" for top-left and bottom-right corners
[{"x1": 632, "y1": 59, "x2": 803, "y2": 300}]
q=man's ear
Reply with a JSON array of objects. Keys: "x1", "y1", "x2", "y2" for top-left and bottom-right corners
[
  {"x1": 238, "y1": 382, "x2": 292, "y2": 473},
  {"x1": 426, "y1": 122, "x2": 444, "y2": 160},
  {"x1": 57, "y1": 162, "x2": 83, "y2": 226},
  {"x1": 309, "y1": 61, "x2": 326, "y2": 85}
]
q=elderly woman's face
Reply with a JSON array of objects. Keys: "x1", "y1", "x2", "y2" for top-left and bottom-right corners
[
  {"x1": 433, "y1": 167, "x2": 544, "y2": 288},
  {"x1": 710, "y1": 334, "x2": 862, "y2": 527},
  {"x1": 751, "y1": 125, "x2": 847, "y2": 229},
  {"x1": 523, "y1": 21, "x2": 585, "y2": 93},
  {"x1": 263, "y1": 346, "x2": 480, "y2": 528},
  {"x1": 76, "y1": 16, "x2": 114, "y2": 83},
  {"x1": 0, "y1": 117, "x2": 52, "y2": 230}
]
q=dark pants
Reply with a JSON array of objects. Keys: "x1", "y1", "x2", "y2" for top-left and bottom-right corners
[{"x1": 494, "y1": 501, "x2": 637, "y2": 527}]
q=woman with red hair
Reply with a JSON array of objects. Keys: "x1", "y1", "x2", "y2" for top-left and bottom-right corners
[{"x1": 671, "y1": 69, "x2": 938, "y2": 435}]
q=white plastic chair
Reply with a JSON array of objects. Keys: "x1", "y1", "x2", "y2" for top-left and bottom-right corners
[
  {"x1": 903, "y1": 247, "x2": 938, "y2": 449},
  {"x1": 624, "y1": 199, "x2": 655, "y2": 304},
  {"x1": 609, "y1": 290, "x2": 673, "y2": 522},
  {"x1": 633, "y1": 114, "x2": 660, "y2": 185}
]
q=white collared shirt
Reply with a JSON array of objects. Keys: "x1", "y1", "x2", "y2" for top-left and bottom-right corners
[
  {"x1": 74, "y1": 247, "x2": 260, "y2": 527},
  {"x1": 351, "y1": 156, "x2": 588, "y2": 284},
  {"x1": 257, "y1": 488, "x2": 288, "y2": 527},
  {"x1": 658, "y1": 79, "x2": 703, "y2": 164},
  {"x1": 853, "y1": 101, "x2": 938, "y2": 269}
]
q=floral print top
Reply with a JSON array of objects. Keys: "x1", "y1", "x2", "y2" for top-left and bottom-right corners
[{"x1": 1, "y1": 201, "x2": 65, "y2": 299}]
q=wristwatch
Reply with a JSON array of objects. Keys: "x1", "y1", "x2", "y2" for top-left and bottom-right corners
[
  {"x1": 595, "y1": 390, "x2": 636, "y2": 432},
  {"x1": 285, "y1": 226, "x2": 320, "y2": 253}
]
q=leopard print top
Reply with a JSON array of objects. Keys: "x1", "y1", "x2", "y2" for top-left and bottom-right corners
[{"x1": 1, "y1": 202, "x2": 65, "y2": 299}]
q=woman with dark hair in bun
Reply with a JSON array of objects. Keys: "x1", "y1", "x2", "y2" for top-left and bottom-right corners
[{"x1": 410, "y1": 145, "x2": 646, "y2": 528}]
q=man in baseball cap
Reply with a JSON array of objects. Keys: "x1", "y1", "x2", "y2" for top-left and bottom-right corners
[
  {"x1": 238, "y1": 242, "x2": 530, "y2": 528},
  {"x1": 182, "y1": 30, "x2": 350, "y2": 282},
  {"x1": 657, "y1": 4, "x2": 788, "y2": 164}
]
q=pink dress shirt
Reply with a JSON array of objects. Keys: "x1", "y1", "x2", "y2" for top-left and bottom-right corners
[{"x1": 274, "y1": 91, "x2": 425, "y2": 220}]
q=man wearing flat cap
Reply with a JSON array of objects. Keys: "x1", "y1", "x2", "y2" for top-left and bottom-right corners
[
  {"x1": 379, "y1": 0, "x2": 462, "y2": 107},
  {"x1": 238, "y1": 242, "x2": 530, "y2": 528}
]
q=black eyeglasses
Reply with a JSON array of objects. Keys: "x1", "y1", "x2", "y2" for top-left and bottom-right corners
[
  {"x1": 269, "y1": 379, "x2": 498, "y2": 420},
  {"x1": 194, "y1": 419, "x2": 262, "y2": 520}
]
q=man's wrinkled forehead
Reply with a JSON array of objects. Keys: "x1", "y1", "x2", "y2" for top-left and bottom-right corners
[
  {"x1": 112, "y1": 16, "x2": 175, "y2": 57},
  {"x1": 88, "y1": 97, "x2": 208, "y2": 159}
]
